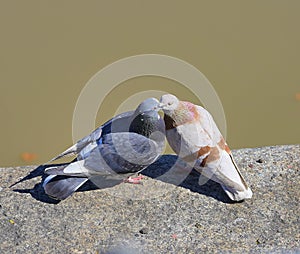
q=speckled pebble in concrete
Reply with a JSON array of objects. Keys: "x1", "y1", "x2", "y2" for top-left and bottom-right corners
[{"x1": 0, "y1": 145, "x2": 299, "y2": 253}]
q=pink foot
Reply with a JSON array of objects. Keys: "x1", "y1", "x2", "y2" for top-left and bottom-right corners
[{"x1": 124, "y1": 175, "x2": 144, "y2": 184}]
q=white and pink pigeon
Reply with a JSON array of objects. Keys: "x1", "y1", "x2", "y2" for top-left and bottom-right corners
[{"x1": 159, "y1": 94, "x2": 253, "y2": 201}]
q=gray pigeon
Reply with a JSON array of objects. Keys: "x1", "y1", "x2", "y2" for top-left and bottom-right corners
[{"x1": 43, "y1": 98, "x2": 165, "y2": 200}]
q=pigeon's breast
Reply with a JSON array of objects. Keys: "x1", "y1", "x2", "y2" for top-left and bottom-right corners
[{"x1": 166, "y1": 122, "x2": 212, "y2": 160}]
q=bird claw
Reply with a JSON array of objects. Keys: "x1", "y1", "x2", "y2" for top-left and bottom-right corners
[{"x1": 124, "y1": 175, "x2": 144, "y2": 184}]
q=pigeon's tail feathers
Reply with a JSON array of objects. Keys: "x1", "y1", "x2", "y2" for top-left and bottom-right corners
[
  {"x1": 45, "y1": 160, "x2": 91, "y2": 177},
  {"x1": 47, "y1": 143, "x2": 78, "y2": 163},
  {"x1": 202, "y1": 150, "x2": 253, "y2": 201},
  {"x1": 43, "y1": 175, "x2": 88, "y2": 200},
  {"x1": 46, "y1": 127, "x2": 103, "y2": 163},
  {"x1": 221, "y1": 182, "x2": 253, "y2": 201},
  {"x1": 221, "y1": 152, "x2": 253, "y2": 201}
]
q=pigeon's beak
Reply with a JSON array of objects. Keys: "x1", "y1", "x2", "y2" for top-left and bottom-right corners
[{"x1": 158, "y1": 102, "x2": 165, "y2": 109}]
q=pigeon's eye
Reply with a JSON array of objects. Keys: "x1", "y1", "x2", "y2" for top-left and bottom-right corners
[{"x1": 167, "y1": 102, "x2": 172, "y2": 106}]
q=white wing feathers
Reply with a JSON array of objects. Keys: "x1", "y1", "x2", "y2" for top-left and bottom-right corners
[
  {"x1": 45, "y1": 160, "x2": 91, "y2": 177},
  {"x1": 201, "y1": 150, "x2": 253, "y2": 201},
  {"x1": 169, "y1": 104, "x2": 252, "y2": 201}
]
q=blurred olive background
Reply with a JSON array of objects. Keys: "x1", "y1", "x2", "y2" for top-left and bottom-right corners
[{"x1": 1, "y1": 1, "x2": 299, "y2": 166}]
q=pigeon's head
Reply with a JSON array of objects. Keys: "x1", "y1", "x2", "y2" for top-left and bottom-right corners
[
  {"x1": 130, "y1": 97, "x2": 165, "y2": 138},
  {"x1": 159, "y1": 94, "x2": 180, "y2": 115},
  {"x1": 134, "y1": 98, "x2": 160, "y2": 116}
]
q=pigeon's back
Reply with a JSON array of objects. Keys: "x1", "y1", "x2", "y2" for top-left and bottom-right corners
[{"x1": 100, "y1": 111, "x2": 134, "y2": 135}]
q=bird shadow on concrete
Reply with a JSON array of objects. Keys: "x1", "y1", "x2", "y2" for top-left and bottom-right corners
[
  {"x1": 11, "y1": 164, "x2": 63, "y2": 204},
  {"x1": 141, "y1": 155, "x2": 238, "y2": 204},
  {"x1": 11, "y1": 164, "x2": 121, "y2": 204},
  {"x1": 11, "y1": 155, "x2": 237, "y2": 204}
]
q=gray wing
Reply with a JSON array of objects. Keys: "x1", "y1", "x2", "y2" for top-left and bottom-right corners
[
  {"x1": 85, "y1": 132, "x2": 163, "y2": 174},
  {"x1": 44, "y1": 132, "x2": 159, "y2": 176}
]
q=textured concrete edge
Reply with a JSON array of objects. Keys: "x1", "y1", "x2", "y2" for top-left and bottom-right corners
[{"x1": 0, "y1": 145, "x2": 299, "y2": 253}]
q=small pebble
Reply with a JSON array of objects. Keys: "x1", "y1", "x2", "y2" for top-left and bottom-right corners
[
  {"x1": 171, "y1": 234, "x2": 178, "y2": 239},
  {"x1": 195, "y1": 223, "x2": 202, "y2": 229},
  {"x1": 126, "y1": 199, "x2": 133, "y2": 206},
  {"x1": 139, "y1": 228, "x2": 149, "y2": 234},
  {"x1": 256, "y1": 159, "x2": 263, "y2": 163}
]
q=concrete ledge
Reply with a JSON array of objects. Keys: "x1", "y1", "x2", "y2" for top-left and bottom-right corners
[{"x1": 0, "y1": 145, "x2": 299, "y2": 253}]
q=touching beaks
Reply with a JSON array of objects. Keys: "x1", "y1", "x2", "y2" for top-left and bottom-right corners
[{"x1": 158, "y1": 102, "x2": 165, "y2": 109}]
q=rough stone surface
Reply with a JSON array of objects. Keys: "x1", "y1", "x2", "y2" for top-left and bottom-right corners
[{"x1": 0, "y1": 145, "x2": 299, "y2": 253}]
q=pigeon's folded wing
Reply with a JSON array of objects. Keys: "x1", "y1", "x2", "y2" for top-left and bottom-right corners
[
  {"x1": 45, "y1": 132, "x2": 162, "y2": 177},
  {"x1": 196, "y1": 105, "x2": 223, "y2": 146},
  {"x1": 199, "y1": 149, "x2": 253, "y2": 201},
  {"x1": 92, "y1": 132, "x2": 163, "y2": 174}
]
